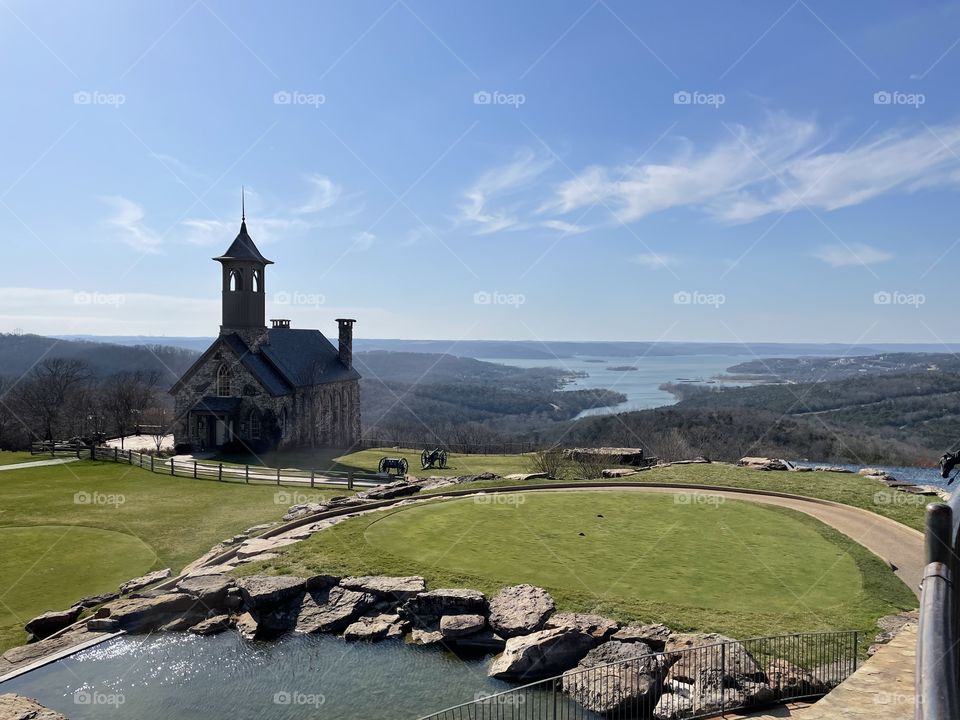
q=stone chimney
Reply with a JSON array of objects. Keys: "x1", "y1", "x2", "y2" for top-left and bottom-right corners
[{"x1": 336, "y1": 319, "x2": 356, "y2": 370}]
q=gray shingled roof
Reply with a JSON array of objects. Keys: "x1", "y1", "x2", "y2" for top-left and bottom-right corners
[
  {"x1": 212, "y1": 221, "x2": 273, "y2": 265},
  {"x1": 220, "y1": 333, "x2": 291, "y2": 396},
  {"x1": 260, "y1": 328, "x2": 361, "y2": 386}
]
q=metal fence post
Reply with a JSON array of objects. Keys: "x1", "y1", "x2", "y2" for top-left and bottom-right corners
[
  {"x1": 245, "y1": 465, "x2": 249, "y2": 484},
  {"x1": 219, "y1": 464, "x2": 223, "y2": 481},
  {"x1": 721, "y1": 643, "x2": 726, "y2": 717},
  {"x1": 193, "y1": 461, "x2": 197, "y2": 479},
  {"x1": 348, "y1": 471, "x2": 354, "y2": 490},
  {"x1": 170, "y1": 458, "x2": 175, "y2": 476},
  {"x1": 276, "y1": 467, "x2": 281, "y2": 485},
  {"x1": 150, "y1": 455, "x2": 154, "y2": 473}
]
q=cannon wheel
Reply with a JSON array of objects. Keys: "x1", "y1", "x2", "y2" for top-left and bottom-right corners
[
  {"x1": 420, "y1": 449, "x2": 430, "y2": 470},
  {"x1": 378, "y1": 457, "x2": 388, "y2": 474},
  {"x1": 438, "y1": 449, "x2": 448, "y2": 469},
  {"x1": 399, "y1": 458, "x2": 409, "y2": 476}
]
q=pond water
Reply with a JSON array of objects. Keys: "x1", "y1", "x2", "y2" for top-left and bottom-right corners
[{"x1": 1, "y1": 633, "x2": 547, "y2": 720}]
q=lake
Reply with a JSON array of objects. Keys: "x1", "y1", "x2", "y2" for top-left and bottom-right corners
[{"x1": 478, "y1": 354, "x2": 768, "y2": 418}]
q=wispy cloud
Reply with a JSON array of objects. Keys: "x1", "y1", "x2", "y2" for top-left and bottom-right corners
[
  {"x1": 484, "y1": 114, "x2": 960, "y2": 230},
  {"x1": 294, "y1": 173, "x2": 343, "y2": 214},
  {"x1": 100, "y1": 196, "x2": 163, "y2": 254},
  {"x1": 813, "y1": 242, "x2": 893, "y2": 268},
  {"x1": 631, "y1": 252, "x2": 680, "y2": 269},
  {"x1": 352, "y1": 231, "x2": 375, "y2": 250},
  {"x1": 457, "y1": 150, "x2": 552, "y2": 234}
]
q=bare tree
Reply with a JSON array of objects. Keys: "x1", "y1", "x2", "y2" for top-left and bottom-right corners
[
  {"x1": 12, "y1": 358, "x2": 92, "y2": 442},
  {"x1": 102, "y1": 370, "x2": 160, "y2": 448}
]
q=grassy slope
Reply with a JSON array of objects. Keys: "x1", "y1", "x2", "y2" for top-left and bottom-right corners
[
  {"x1": 417, "y1": 462, "x2": 930, "y2": 532},
  {"x1": 238, "y1": 491, "x2": 916, "y2": 639},
  {"x1": 0, "y1": 460, "x2": 289, "y2": 651},
  {"x1": 0, "y1": 451, "x2": 38, "y2": 466},
  {"x1": 215, "y1": 447, "x2": 931, "y2": 531},
  {"x1": 213, "y1": 447, "x2": 534, "y2": 477}
]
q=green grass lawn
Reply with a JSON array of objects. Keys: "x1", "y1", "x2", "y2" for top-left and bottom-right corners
[
  {"x1": 238, "y1": 491, "x2": 917, "y2": 640},
  {"x1": 212, "y1": 446, "x2": 535, "y2": 477},
  {"x1": 0, "y1": 451, "x2": 39, "y2": 466},
  {"x1": 415, "y1": 462, "x2": 931, "y2": 532},
  {"x1": 226, "y1": 447, "x2": 932, "y2": 532},
  {"x1": 0, "y1": 460, "x2": 305, "y2": 652}
]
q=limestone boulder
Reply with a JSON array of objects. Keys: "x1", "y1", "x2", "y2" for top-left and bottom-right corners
[
  {"x1": 665, "y1": 633, "x2": 764, "y2": 684},
  {"x1": 343, "y1": 614, "x2": 408, "y2": 641},
  {"x1": 561, "y1": 640, "x2": 668, "y2": 715},
  {"x1": 612, "y1": 623, "x2": 673, "y2": 650},
  {"x1": 409, "y1": 628, "x2": 444, "y2": 646},
  {"x1": 363, "y1": 480, "x2": 422, "y2": 500},
  {"x1": 176, "y1": 574, "x2": 234, "y2": 609},
  {"x1": 86, "y1": 617, "x2": 120, "y2": 632},
  {"x1": 0, "y1": 694, "x2": 67, "y2": 720},
  {"x1": 293, "y1": 586, "x2": 376, "y2": 634},
  {"x1": 544, "y1": 612, "x2": 619, "y2": 641},
  {"x1": 236, "y1": 575, "x2": 306, "y2": 610},
  {"x1": 340, "y1": 575, "x2": 426, "y2": 603},
  {"x1": 188, "y1": 614, "x2": 234, "y2": 636},
  {"x1": 440, "y1": 614, "x2": 486, "y2": 638},
  {"x1": 119, "y1": 568, "x2": 171, "y2": 594},
  {"x1": 488, "y1": 585, "x2": 555, "y2": 638},
  {"x1": 401, "y1": 589, "x2": 487, "y2": 628},
  {"x1": 488, "y1": 627, "x2": 596, "y2": 681},
  {"x1": 72, "y1": 592, "x2": 119, "y2": 609},
  {"x1": 766, "y1": 658, "x2": 827, "y2": 696},
  {"x1": 235, "y1": 612, "x2": 258, "y2": 640},
  {"x1": 24, "y1": 607, "x2": 82, "y2": 640},
  {"x1": 99, "y1": 593, "x2": 206, "y2": 633}
]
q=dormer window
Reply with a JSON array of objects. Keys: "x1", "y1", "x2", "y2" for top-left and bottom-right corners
[{"x1": 216, "y1": 364, "x2": 232, "y2": 396}]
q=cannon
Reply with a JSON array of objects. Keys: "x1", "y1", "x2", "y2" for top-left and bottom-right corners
[
  {"x1": 378, "y1": 456, "x2": 409, "y2": 476},
  {"x1": 421, "y1": 447, "x2": 448, "y2": 470}
]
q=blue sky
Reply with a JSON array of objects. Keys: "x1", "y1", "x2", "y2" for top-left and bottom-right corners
[{"x1": 1, "y1": 0, "x2": 959, "y2": 344}]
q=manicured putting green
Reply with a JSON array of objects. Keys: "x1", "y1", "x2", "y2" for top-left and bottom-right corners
[
  {"x1": 0, "y1": 525, "x2": 155, "y2": 630},
  {"x1": 363, "y1": 492, "x2": 861, "y2": 614}
]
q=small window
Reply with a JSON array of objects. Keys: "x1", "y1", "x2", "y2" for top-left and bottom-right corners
[
  {"x1": 248, "y1": 411, "x2": 261, "y2": 440},
  {"x1": 228, "y1": 269, "x2": 243, "y2": 292},
  {"x1": 216, "y1": 364, "x2": 232, "y2": 397},
  {"x1": 252, "y1": 269, "x2": 261, "y2": 293},
  {"x1": 279, "y1": 407, "x2": 289, "y2": 438}
]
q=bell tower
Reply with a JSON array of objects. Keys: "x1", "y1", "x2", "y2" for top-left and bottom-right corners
[{"x1": 213, "y1": 193, "x2": 273, "y2": 336}]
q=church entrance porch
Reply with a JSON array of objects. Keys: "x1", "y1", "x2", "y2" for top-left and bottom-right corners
[{"x1": 188, "y1": 397, "x2": 241, "y2": 450}]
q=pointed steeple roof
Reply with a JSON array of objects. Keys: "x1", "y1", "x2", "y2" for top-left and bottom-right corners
[{"x1": 213, "y1": 211, "x2": 273, "y2": 265}]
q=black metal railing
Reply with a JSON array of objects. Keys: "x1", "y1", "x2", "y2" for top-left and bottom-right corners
[
  {"x1": 418, "y1": 631, "x2": 859, "y2": 720},
  {"x1": 916, "y1": 493, "x2": 960, "y2": 719}
]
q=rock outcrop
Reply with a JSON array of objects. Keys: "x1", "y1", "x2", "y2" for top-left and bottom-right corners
[
  {"x1": 544, "y1": 612, "x2": 619, "y2": 641},
  {"x1": 488, "y1": 627, "x2": 596, "y2": 681},
  {"x1": 612, "y1": 623, "x2": 672, "y2": 650},
  {"x1": 562, "y1": 640, "x2": 669, "y2": 715},
  {"x1": 24, "y1": 607, "x2": 82, "y2": 641},
  {"x1": 488, "y1": 585, "x2": 555, "y2": 638},
  {"x1": 340, "y1": 575, "x2": 426, "y2": 602},
  {"x1": 401, "y1": 589, "x2": 487, "y2": 629},
  {"x1": 0, "y1": 694, "x2": 67, "y2": 719},
  {"x1": 119, "y1": 568, "x2": 171, "y2": 594}
]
